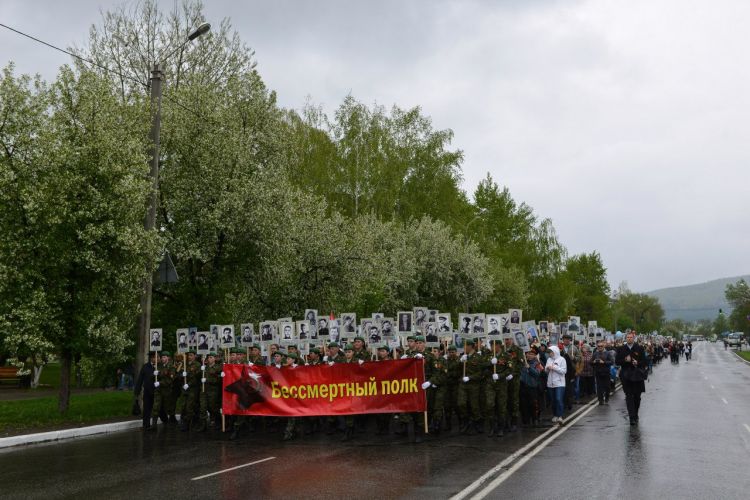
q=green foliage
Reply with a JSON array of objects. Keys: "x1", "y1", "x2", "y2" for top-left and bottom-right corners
[
  {"x1": 565, "y1": 252, "x2": 610, "y2": 323},
  {"x1": 713, "y1": 310, "x2": 730, "y2": 336},
  {"x1": 725, "y1": 279, "x2": 750, "y2": 333},
  {"x1": 612, "y1": 292, "x2": 665, "y2": 333}
]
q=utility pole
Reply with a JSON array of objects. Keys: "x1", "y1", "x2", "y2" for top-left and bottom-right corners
[{"x1": 136, "y1": 64, "x2": 163, "y2": 373}]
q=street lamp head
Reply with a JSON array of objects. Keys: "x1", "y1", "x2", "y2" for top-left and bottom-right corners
[{"x1": 188, "y1": 22, "x2": 211, "y2": 41}]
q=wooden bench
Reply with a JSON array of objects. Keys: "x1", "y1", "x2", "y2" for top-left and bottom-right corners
[{"x1": 0, "y1": 366, "x2": 21, "y2": 386}]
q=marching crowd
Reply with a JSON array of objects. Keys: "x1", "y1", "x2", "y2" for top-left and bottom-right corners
[{"x1": 135, "y1": 331, "x2": 671, "y2": 442}]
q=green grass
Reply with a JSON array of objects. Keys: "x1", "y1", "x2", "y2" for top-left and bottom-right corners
[
  {"x1": 37, "y1": 362, "x2": 61, "y2": 388},
  {"x1": 0, "y1": 391, "x2": 134, "y2": 434},
  {"x1": 737, "y1": 351, "x2": 750, "y2": 362}
]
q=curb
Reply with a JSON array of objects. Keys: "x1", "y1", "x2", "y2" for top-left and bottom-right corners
[
  {"x1": 0, "y1": 419, "x2": 142, "y2": 450},
  {"x1": 731, "y1": 350, "x2": 750, "y2": 366}
]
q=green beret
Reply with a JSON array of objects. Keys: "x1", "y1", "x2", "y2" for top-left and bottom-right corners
[
  {"x1": 377, "y1": 345, "x2": 390, "y2": 352},
  {"x1": 353, "y1": 336, "x2": 365, "y2": 342},
  {"x1": 286, "y1": 352, "x2": 298, "y2": 360},
  {"x1": 414, "y1": 335, "x2": 425, "y2": 342},
  {"x1": 464, "y1": 338, "x2": 476, "y2": 346},
  {"x1": 251, "y1": 343, "x2": 261, "y2": 350},
  {"x1": 207, "y1": 351, "x2": 217, "y2": 357},
  {"x1": 344, "y1": 343, "x2": 354, "y2": 351},
  {"x1": 160, "y1": 351, "x2": 171, "y2": 357},
  {"x1": 448, "y1": 345, "x2": 457, "y2": 351},
  {"x1": 309, "y1": 347, "x2": 321, "y2": 355},
  {"x1": 328, "y1": 342, "x2": 339, "y2": 348},
  {"x1": 407, "y1": 335, "x2": 416, "y2": 341},
  {"x1": 287, "y1": 344, "x2": 298, "y2": 349}
]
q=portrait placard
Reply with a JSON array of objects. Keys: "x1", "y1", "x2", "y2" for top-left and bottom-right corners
[
  {"x1": 471, "y1": 314, "x2": 486, "y2": 337},
  {"x1": 219, "y1": 325, "x2": 235, "y2": 348},
  {"x1": 487, "y1": 315, "x2": 502, "y2": 338},
  {"x1": 366, "y1": 320, "x2": 383, "y2": 344},
  {"x1": 296, "y1": 320, "x2": 312, "y2": 341},
  {"x1": 397, "y1": 311, "x2": 413, "y2": 334},
  {"x1": 538, "y1": 321, "x2": 549, "y2": 338},
  {"x1": 176, "y1": 328, "x2": 189, "y2": 354},
  {"x1": 413, "y1": 307, "x2": 428, "y2": 329},
  {"x1": 512, "y1": 327, "x2": 530, "y2": 352},
  {"x1": 380, "y1": 317, "x2": 395, "y2": 338},
  {"x1": 568, "y1": 316, "x2": 581, "y2": 333},
  {"x1": 210, "y1": 324, "x2": 220, "y2": 344},
  {"x1": 423, "y1": 322, "x2": 439, "y2": 344},
  {"x1": 508, "y1": 309, "x2": 522, "y2": 325},
  {"x1": 437, "y1": 313, "x2": 452, "y2": 334},
  {"x1": 279, "y1": 321, "x2": 295, "y2": 342},
  {"x1": 328, "y1": 318, "x2": 340, "y2": 344},
  {"x1": 149, "y1": 328, "x2": 163, "y2": 351},
  {"x1": 549, "y1": 331, "x2": 560, "y2": 346},
  {"x1": 523, "y1": 320, "x2": 538, "y2": 343},
  {"x1": 428, "y1": 309, "x2": 438, "y2": 322},
  {"x1": 240, "y1": 323, "x2": 255, "y2": 346},
  {"x1": 196, "y1": 331, "x2": 211, "y2": 354},
  {"x1": 316, "y1": 316, "x2": 330, "y2": 338},
  {"x1": 188, "y1": 327, "x2": 197, "y2": 347},
  {"x1": 259, "y1": 321, "x2": 276, "y2": 342},
  {"x1": 458, "y1": 314, "x2": 472, "y2": 335},
  {"x1": 340, "y1": 313, "x2": 357, "y2": 336},
  {"x1": 559, "y1": 322, "x2": 569, "y2": 337}
]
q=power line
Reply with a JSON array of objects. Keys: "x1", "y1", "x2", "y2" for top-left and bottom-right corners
[{"x1": 0, "y1": 21, "x2": 217, "y2": 125}]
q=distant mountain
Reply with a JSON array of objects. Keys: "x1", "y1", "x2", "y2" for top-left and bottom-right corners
[{"x1": 645, "y1": 275, "x2": 750, "y2": 322}]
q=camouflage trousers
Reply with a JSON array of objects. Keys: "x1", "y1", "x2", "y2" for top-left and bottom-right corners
[
  {"x1": 457, "y1": 381, "x2": 482, "y2": 423},
  {"x1": 506, "y1": 377, "x2": 520, "y2": 418},
  {"x1": 152, "y1": 385, "x2": 175, "y2": 418},
  {"x1": 484, "y1": 377, "x2": 508, "y2": 422},
  {"x1": 200, "y1": 384, "x2": 222, "y2": 422},
  {"x1": 427, "y1": 385, "x2": 446, "y2": 422}
]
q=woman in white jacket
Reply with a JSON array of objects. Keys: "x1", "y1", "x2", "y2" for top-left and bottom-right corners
[{"x1": 545, "y1": 345, "x2": 567, "y2": 425}]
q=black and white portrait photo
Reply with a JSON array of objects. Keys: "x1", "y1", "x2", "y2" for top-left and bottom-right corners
[
  {"x1": 210, "y1": 324, "x2": 220, "y2": 343},
  {"x1": 549, "y1": 331, "x2": 560, "y2": 346},
  {"x1": 428, "y1": 309, "x2": 438, "y2": 322},
  {"x1": 472, "y1": 314, "x2": 485, "y2": 335},
  {"x1": 280, "y1": 322, "x2": 294, "y2": 341},
  {"x1": 568, "y1": 316, "x2": 580, "y2": 332},
  {"x1": 500, "y1": 314, "x2": 510, "y2": 334},
  {"x1": 459, "y1": 314, "x2": 472, "y2": 334},
  {"x1": 538, "y1": 321, "x2": 549, "y2": 337},
  {"x1": 260, "y1": 321, "x2": 275, "y2": 342},
  {"x1": 220, "y1": 325, "x2": 235, "y2": 348},
  {"x1": 240, "y1": 323, "x2": 254, "y2": 346},
  {"x1": 424, "y1": 322, "x2": 438, "y2": 343},
  {"x1": 397, "y1": 311, "x2": 413, "y2": 334},
  {"x1": 317, "y1": 317, "x2": 330, "y2": 337},
  {"x1": 381, "y1": 318, "x2": 395, "y2": 338},
  {"x1": 509, "y1": 309, "x2": 522, "y2": 324},
  {"x1": 559, "y1": 322, "x2": 569, "y2": 337},
  {"x1": 523, "y1": 321, "x2": 538, "y2": 343},
  {"x1": 453, "y1": 333, "x2": 464, "y2": 349},
  {"x1": 341, "y1": 313, "x2": 357, "y2": 334},
  {"x1": 414, "y1": 307, "x2": 428, "y2": 328},
  {"x1": 296, "y1": 320, "x2": 309, "y2": 340},
  {"x1": 188, "y1": 327, "x2": 197, "y2": 347},
  {"x1": 372, "y1": 312, "x2": 384, "y2": 322},
  {"x1": 487, "y1": 315, "x2": 502, "y2": 337},
  {"x1": 513, "y1": 328, "x2": 530, "y2": 352},
  {"x1": 437, "y1": 314, "x2": 452, "y2": 333},
  {"x1": 328, "y1": 318, "x2": 340, "y2": 343},
  {"x1": 150, "y1": 329, "x2": 162, "y2": 351},
  {"x1": 368, "y1": 323, "x2": 382, "y2": 343},
  {"x1": 197, "y1": 332, "x2": 210, "y2": 354},
  {"x1": 176, "y1": 328, "x2": 189, "y2": 353},
  {"x1": 588, "y1": 321, "x2": 598, "y2": 339}
]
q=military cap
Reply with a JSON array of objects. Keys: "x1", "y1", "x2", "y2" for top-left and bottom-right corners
[
  {"x1": 344, "y1": 343, "x2": 354, "y2": 351},
  {"x1": 251, "y1": 343, "x2": 261, "y2": 350},
  {"x1": 286, "y1": 352, "x2": 299, "y2": 360},
  {"x1": 353, "y1": 336, "x2": 365, "y2": 342},
  {"x1": 328, "y1": 341, "x2": 340, "y2": 348},
  {"x1": 287, "y1": 344, "x2": 298, "y2": 349},
  {"x1": 464, "y1": 338, "x2": 476, "y2": 346},
  {"x1": 161, "y1": 351, "x2": 171, "y2": 357},
  {"x1": 377, "y1": 345, "x2": 390, "y2": 352},
  {"x1": 562, "y1": 333, "x2": 572, "y2": 340},
  {"x1": 309, "y1": 347, "x2": 321, "y2": 355},
  {"x1": 414, "y1": 335, "x2": 426, "y2": 342},
  {"x1": 207, "y1": 351, "x2": 217, "y2": 357},
  {"x1": 406, "y1": 335, "x2": 416, "y2": 341},
  {"x1": 447, "y1": 345, "x2": 457, "y2": 352}
]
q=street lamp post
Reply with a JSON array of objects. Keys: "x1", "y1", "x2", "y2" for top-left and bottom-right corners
[{"x1": 135, "y1": 22, "x2": 210, "y2": 373}]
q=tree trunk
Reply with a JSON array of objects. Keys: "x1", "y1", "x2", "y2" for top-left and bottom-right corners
[
  {"x1": 32, "y1": 365, "x2": 44, "y2": 388},
  {"x1": 58, "y1": 351, "x2": 72, "y2": 413}
]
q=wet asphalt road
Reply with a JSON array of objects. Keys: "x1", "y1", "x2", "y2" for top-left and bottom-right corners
[{"x1": 1, "y1": 342, "x2": 748, "y2": 500}]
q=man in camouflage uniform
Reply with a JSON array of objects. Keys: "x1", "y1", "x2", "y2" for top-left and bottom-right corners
[
  {"x1": 485, "y1": 340, "x2": 511, "y2": 437},
  {"x1": 179, "y1": 351, "x2": 202, "y2": 431},
  {"x1": 152, "y1": 351, "x2": 176, "y2": 427},
  {"x1": 303, "y1": 348, "x2": 323, "y2": 435},
  {"x1": 444, "y1": 345, "x2": 462, "y2": 431},
  {"x1": 414, "y1": 336, "x2": 447, "y2": 436},
  {"x1": 282, "y1": 352, "x2": 301, "y2": 441},
  {"x1": 352, "y1": 336, "x2": 370, "y2": 362},
  {"x1": 324, "y1": 342, "x2": 345, "y2": 364},
  {"x1": 374, "y1": 345, "x2": 392, "y2": 435},
  {"x1": 340, "y1": 344, "x2": 359, "y2": 442},
  {"x1": 504, "y1": 336, "x2": 524, "y2": 432},
  {"x1": 458, "y1": 339, "x2": 485, "y2": 435},
  {"x1": 196, "y1": 351, "x2": 222, "y2": 432}
]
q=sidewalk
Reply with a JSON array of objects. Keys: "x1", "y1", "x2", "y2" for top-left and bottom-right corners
[
  {"x1": 0, "y1": 387, "x2": 110, "y2": 401},
  {"x1": 0, "y1": 419, "x2": 142, "y2": 450}
]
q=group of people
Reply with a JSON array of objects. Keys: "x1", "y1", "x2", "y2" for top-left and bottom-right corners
[{"x1": 134, "y1": 330, "x2": 659, "y2": 440}]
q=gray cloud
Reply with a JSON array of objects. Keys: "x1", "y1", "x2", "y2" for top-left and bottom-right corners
[{"x1": 2, "y1": 0, "x2": 748, "y2": 292}]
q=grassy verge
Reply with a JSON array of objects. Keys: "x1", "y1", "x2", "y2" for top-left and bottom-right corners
[
  {"x1": 37, "y1": 362, "x2": 61, "y2": 388},
  {"x1": 0, "y1": 391, "x2": 134, "y2": 436},
  {"x1": 736, "y1": 351, "x2": 750, "y2": 362}
]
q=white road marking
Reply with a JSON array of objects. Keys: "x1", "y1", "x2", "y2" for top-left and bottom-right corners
[
  {"x1": 452, "y1": 387, "x2": 620, "y2": 500},
  {"x1": 744, "y1": 424, "x2": 750, "y2": 434},
  {"x1": 721, "y1": 398, "x2": 728, "y2": 405},
  {"x1": 191, "y1": 456, "x2": 276, "y2": 480}
]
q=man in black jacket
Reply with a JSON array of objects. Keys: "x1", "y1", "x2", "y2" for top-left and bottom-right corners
[
  {"x1": 616, "y1": 331, "x2": 646, "y2": 425},
  {"x1": 134, "y1": 352, "x2": 157, "y2": 431},
  {"x1": 592, "y1": 341, "x2": 614, "y2": 405}
]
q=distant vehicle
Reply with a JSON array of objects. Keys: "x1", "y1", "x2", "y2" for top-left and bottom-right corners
[{"x1": 726, "y1": 332, "x2": 743, "y2": 347}]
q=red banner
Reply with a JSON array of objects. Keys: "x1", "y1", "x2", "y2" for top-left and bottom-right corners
[{"x1": 222, "y1": 359, "x2": 426, "y2": 417}]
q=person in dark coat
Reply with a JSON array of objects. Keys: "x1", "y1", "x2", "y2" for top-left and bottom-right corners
[
  {"x1": 134, "y1": 352, "x2": 157, "y2": 431},
  {"x1": 616, "y1": 331, "x2": 646, "y2": 425}
]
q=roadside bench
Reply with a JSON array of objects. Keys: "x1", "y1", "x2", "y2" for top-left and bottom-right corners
[{"x1": 0, "y1": 366, "x2": 20, "y2": 386}]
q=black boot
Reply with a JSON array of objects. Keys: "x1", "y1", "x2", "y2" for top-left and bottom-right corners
[
  {"x1": 341, "y1": 427, "x2": 354, "y2": 442},
  {"x1": 510, "y1": 416, "x2": 518, "y2": 433},
  {"x1": 151, "y1": 416, "x2": 159, "y2": 428},
  {"x1": 168, "y1": 415, "x2": 178, "y2": 424},
  {"x1": 195, "y1": 420, "x2": 207, "y2": 433},
  {"x1": 496, "y1": 418, "x2": 504, "y2": 437}
]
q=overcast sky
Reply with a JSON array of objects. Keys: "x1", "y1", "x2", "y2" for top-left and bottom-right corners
[{"x1": 2, "y1": 0, "x2": 748, "y2": 292}]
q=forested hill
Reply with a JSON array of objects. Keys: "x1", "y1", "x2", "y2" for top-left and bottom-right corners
[{"x1": 646, "y1": 275, "x2": 750, "y2": 321}]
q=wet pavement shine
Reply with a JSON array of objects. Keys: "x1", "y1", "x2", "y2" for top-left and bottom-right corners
[{"x1": 1, "y1": 342, "x2": 748, "y2": 500}]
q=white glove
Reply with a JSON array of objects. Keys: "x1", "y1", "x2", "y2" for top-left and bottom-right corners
[
  {"x1": 323, "y1": 356, "x2": 329, "y2": 362},
  {"x1": 182, "y1": 371, "x2": 187, "y2": 377},
  {"x1": 492, "y1": 373, "x2": 499, "y2": 381},
  {"x1": 220, "y1": 371, "x2": 225, "y2": 377},
  {"x1": 421, "y1": 381, "x2": 431, "y2": 390},
  {"x1": 153, "y1": 370, "x2": 159, "y2": 376},
  {"x1": 200, "y1": 365, "x2": 205, "y2": 371},
  {"x1": 443, "y1": 355, "x2": 448, "y2": 360},
  {"x1": 201, "y1": 377, "x2": 206, "y2": 383},
  {"x1": 292, "y1": 363, "x2": 298, "y2": 368},
  {"x1": 275, "y1": 364, "x2": 281, "y2": 369},
  {"x1": 153, "y1": 381, "x2": 160, "y2": 388},
  {"x1": 490, "y1": 357, "x2": 498, "y2": 365},
  {"x1": 328, "y1": 361, "x2": 335, "y2": 366},
  {"x1": 182, "y1": 383, "x2": 189, "y2": 390},
  {"x1": 247, "y1": 362, "x2": 254, "y2": 366},
  {"x1": 460, "y1": 354, "x2": 468, "y2": 362},
  {"x1": 506, "y1": 374, "x2": 513, "y2": 381},
  {"x1": 358, "y1": 359, "x2": 364, "y2": 365},
  {"x1": 415, "y1": 353, "x2": 424, "y2": 359},
  {"x1": 462, "y1": 376, "x2": 470, "y2": 383},
  {"x1": 401, "y1": 355, "x2": 409, "y2": 359}
]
